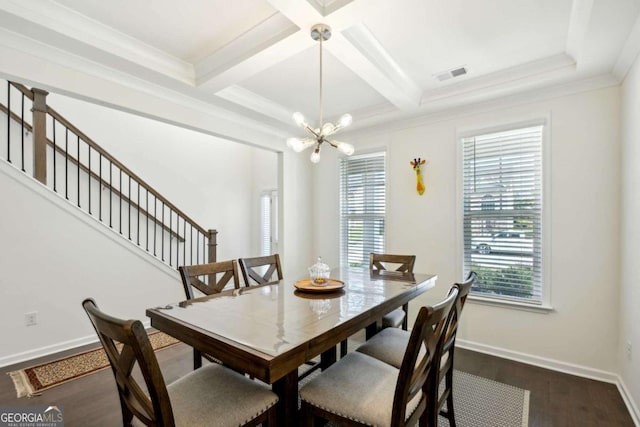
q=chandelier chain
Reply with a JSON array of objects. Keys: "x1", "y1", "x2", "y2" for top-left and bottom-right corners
[{"x1": 319, "y1": 32, "x2": 323, "y2": 129}]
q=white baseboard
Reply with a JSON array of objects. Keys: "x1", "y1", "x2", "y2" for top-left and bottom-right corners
[
  {"x1": 616, "y1": 377, "x2": 640, "y2": 427},
  {"x1": 457, "y1": 339, "x2": 639, "y2": 426},
  {"x1": 457, "y1": 339, "x2": 618, "y2": 383},
  {"x1": 0, "y1": 334, "x2": 99, "y2": 368},
  {"x1": 0, "y1": 320, "x2": 151, "y2": 369}
]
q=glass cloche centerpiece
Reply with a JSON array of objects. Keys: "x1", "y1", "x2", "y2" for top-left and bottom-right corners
[{"x1": 309, "y1": 257, "x2": 330, "y2": 286}]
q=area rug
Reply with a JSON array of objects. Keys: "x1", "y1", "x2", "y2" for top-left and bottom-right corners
[
  {"x1": 437, "y1": 371, "x2": 530, "y2": 427},
  {"x1": 8, "y1": 331, "x2": 179, "y2": 398},
  {"x1": 300, "y1": 369, "x2": 529, "y2": 427}
]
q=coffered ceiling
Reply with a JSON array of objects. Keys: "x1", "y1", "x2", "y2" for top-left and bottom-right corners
[{"x1": 0, "y1": 0, "x2": 639, "y2": 141}]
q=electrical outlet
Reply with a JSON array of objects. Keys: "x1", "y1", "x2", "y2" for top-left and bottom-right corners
[
  {"x1": 24, "y1": 311, "x2": 37, "y2": 326},
  {"x1": 626, "y1": 341, "x2": 632, "y2": 361}
]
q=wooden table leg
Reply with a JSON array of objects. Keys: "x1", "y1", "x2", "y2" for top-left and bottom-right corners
[
  {"x1": 320, "y1": 346, "x2": 337, "y2": 370},
  {"x1": 402, "y1": 303, "x2": 409, "y2": 330},
  {"x1": 273, "y1": 370, "x2": 298, "y2": 427},
  {"x1": 193, "y1": 349, "x2": 202, "y2": 370},
  {"x1": 365, "y1": 321, "x2": 379, "y2": 340}
]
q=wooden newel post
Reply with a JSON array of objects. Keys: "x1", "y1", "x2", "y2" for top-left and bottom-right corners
[
  {"x1": 31, "y1": 88, "x2": 49, "y2": 184},
  {"x1": 207, "y1": 229, "x2": 218, "y2": 285},
  {"x1": 207, "y1": 229, "x2": 218, "y2": 263}
]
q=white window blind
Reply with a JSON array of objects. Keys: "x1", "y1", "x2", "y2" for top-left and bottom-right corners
[
  {"x1": 462, "y1": 124, "x2": 544, "y2": 304},
  {"x1": 260, "y1": 190, "x2": 278, "y2": 256},
  {"x1": 340, "y1": 152, "x2": 386, "y2": 267}
]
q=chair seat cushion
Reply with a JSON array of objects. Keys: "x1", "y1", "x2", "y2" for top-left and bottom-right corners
[
  {"x1": 356, "y1": 327, "x2": 410, "y2": 369},
  {"x1": 299, "y1": 352, "x2": 421, "y2": 426},
  {"x1": 382, "y1": 308, "x2": 406, "y2": 329},
  {"x1": 168, "y1": 364, "x2": 277, "y2": 426},
  {"x1": 357, "y1": 328, "x2": 446, "y2": 371}
]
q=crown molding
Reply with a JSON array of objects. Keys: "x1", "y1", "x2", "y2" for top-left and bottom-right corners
[
  {"x1": 342, "y1": 73, "x2": 619, "y2": 139},
  {"x1": 0, "y1": 0, "x2": 193, "y2": 83},
  {"x1": 613, "y1": 12, "x2": 640, "y2": 82},
  {"x1": 421, "y1": 54, "x2": 576, "y2": 105},
  {"x1": 215, "y1": 85, "x2": 293, "y2": 124}
]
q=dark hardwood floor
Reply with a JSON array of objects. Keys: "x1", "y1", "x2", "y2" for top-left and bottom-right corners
[
  {"x1": 455, "y1": 348, "x2": 635, "y2": 427},
  {"x1": 0, "y1": 342, "x2": 634, "y2": 426}
]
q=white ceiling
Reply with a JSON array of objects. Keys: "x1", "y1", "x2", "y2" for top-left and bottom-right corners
[{"x1": 0, "y1": 0, "x2": 639, "y2": 139}]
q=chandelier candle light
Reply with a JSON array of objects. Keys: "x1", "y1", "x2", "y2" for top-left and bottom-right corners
[{"x1": 286, "y1": 24, "x2": 355, "y2": 163}]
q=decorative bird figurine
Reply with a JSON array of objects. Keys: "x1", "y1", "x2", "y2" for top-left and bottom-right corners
[{"x1": 410, "y1": 158, "x2": 427, "y2": 195}]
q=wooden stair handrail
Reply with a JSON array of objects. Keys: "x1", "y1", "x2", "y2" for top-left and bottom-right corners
[
  {"x1": 7, "y1": 81, "x2": 206, "y2": 236},
  {"x1": 1, "y1": 101, "x2": 184, "y2": 241},
  {"x1": 45, "y1": 107, "x2": 207, "y2": 236},
  {"x1": 9, "y1": 81, "x2": 34, "y2": 100},
  {"x1": 4, "y1": 80, "x2": 218, "y2": 265}
]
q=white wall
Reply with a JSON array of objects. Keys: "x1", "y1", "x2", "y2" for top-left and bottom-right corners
[
  {"x1": 314, "y1": 86, "x2": 622, "y2": 375},
  {"x1": 281, "y1": 150, "x2": 313, "y2": 278},
  {"x1": 0, "y1": 162, "x2": 185, "y2": 365},
  {"x1": 620, "y1": 53, "x2": 640, "y2": 418}
]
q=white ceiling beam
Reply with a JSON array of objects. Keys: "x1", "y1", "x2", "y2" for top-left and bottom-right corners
[
  {"x1": 565, "y1": 0, "x2": 595, "y2": 65},
  {"x1": 335, "y1": 24, "x2": 421, "y2": 110},
  {"x1": 267, "y1": 0, "x2": 421, "y2": 110},
  {"x1": 194, "y1": 12, "x2": 306, "y2": 92},
  {"x1": 193, "y1": 0, "x2": 326, "y2": 94}
]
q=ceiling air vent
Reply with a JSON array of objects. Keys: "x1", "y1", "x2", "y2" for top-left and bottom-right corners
[{"x1": 434, "y1": 66, "x2": 467, "y2": 82}]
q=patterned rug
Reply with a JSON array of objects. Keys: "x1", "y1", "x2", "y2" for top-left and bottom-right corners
[
  {"x1": 300, "y1": 369, "x2": 529, "y2": 427},
  {"x1": 8, "y1": 332, "x2": 179, "y2": 398},
  {"x1": 438, "y1": 371, "x2": 529, "y2": 427}
]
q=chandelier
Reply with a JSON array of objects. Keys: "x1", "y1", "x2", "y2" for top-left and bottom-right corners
[{"x1": 286, "y1": 24, "x2": 355, "y2": 163}]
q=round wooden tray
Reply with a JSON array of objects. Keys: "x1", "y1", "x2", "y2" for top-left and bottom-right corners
[{"x1": 294, "y1": 278, "x2": 345, "y2": 293}]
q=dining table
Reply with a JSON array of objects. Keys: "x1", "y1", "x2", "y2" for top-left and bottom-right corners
[{"x1": 146, "y1": 266, "x2": 437, "y2": 427}]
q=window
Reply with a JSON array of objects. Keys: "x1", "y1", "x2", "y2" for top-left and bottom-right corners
[
  {"x1": 340, "y1": 152, "x2": 386, "y2": 267},
  {"x1": 462, "y1": 123, "x2": 544, "y2": 304},
  {"x1": 260, "y1": 190, "x2": 278, "y2": 256}
]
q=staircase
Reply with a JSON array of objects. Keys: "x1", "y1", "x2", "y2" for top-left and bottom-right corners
[{"x1": 0, "y1": 81, "x2": 217, "y2": 269}]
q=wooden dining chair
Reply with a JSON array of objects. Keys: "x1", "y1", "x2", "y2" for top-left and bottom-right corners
[
  {"x1": 300, "y1": 288, "x2": 458, "y2": 427},
  {"x1": 178, "y1": 259, "x2": 240, "y2": 299},
  {"x1": 355, "y1": 271, "x2": 477, "y2": 427},
  {"x1": 238, "y1": 254, "x2": 283, "y2": 286},
  {"x1": 82, "y1": 298, "x2": 278, "y2": 427},
  {"x1": 178, "y1": 260, "x2": 241, "y2": 369},
  {"x1": 340, "y1": 253, "x2": 416, "y2": 357},
  {"x1": 371, "y1": 253, "x2": 416, "y2": 330}
]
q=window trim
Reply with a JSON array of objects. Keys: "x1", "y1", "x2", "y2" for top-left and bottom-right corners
[{"x1": 456, "y1": 115, "x2": 552, "y2": 310}]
